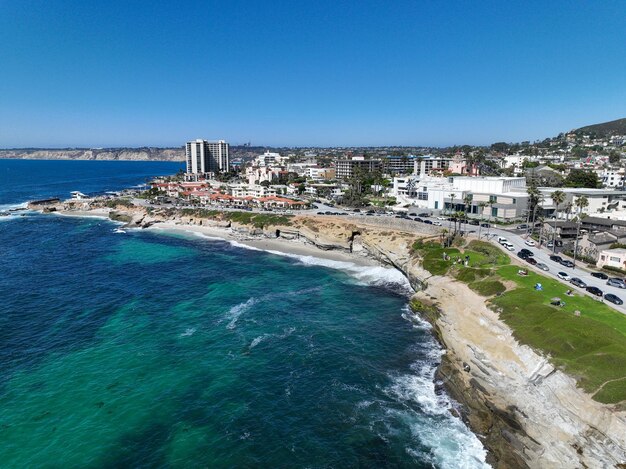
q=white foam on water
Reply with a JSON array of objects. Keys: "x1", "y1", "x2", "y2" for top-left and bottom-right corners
[
  {"x1": 383, "y1": 341, "x2": 489, "y2": 469},
  {"x1": 225, "y1": 297, "x2": 259, "y2": 330},
  {"x1": 0, "y1": 201, "x2": 29, "y2": 211},
  {"x1": 179, "y1": 327, "x2": 196, "y2": 337}
]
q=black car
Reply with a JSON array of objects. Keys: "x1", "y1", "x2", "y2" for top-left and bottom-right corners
[
  {"x1": 570, "y1": 277, "x2": 587, "y2": 288},
  {"x1": 526, "y1": 257, "x2": 537, "y2": 265},
  {"x1": 586, "y1": 286, "x2": 603, "y2": 297},
  {"x1": 480, "y1": 223, "x2": 490, "y2": 228},
  {"x1": 560, "y1": 259, "x2": 575, "y2": 268},
  {"x1": 605, "y1": 293, "x2": 624, "y2": 305},
  {"x1": 591, "y1": 272, "x2": 609, "y2": 280},
  {"x1": 414, "y1": 217, "x2": 423, "y2": 222},
  {"x1": 418, "y1": 213, "x2": 430, "y2": 218},
  {"x1": 423, "y1": 219, "x2": 433, "y2": 225},
  {"x1": 549, "y1": 255, "x2": 562, "y2": 263},
  {"x1": 520, "y1": 248, "x2": 534, "y2": 257},
  {"x1": 469, "y1": 220, "x2": 480, "y2": 226},
  {"x1": 517, "y1": 224, "x2": 528, "y2": 230},
  {"x1": 517, "y1": 251, "x2": 529, "y2": 259}
]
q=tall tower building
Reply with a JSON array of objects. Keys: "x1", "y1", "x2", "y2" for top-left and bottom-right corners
[{"x1": 185, "y1": 139, "x2": 230, "y2": 175}]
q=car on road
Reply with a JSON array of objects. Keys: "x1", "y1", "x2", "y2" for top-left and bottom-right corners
[
  {"x1": 591, "y1": 272, "x2": 609, "y2": 280},
  {"x1": 480, "y1": 223, "x2": 490, "y2": 228},
  {"x1": 413, "y1": 217, "x2": 423, "y2": 222},
  {"x1": 536, "y1": 263, "x2": 549, "y2": 271},
  {"x1": 607, "y1": 278, "x2": 626, "y2": 289},
  {"x1": 436, "y1": 216, "x2": 446, "y2": 220},
  {"x1": 520, "y1": 248, "x2": 533, "y2": 257},
  {"x1": 423, "y1": 219, "x2": 433, "y2": 224},
  {"x1": 526, "y1": 257, "x2": 537, "y2": 265},
  {"x1": 503, "y1": 242, "x2": 515, "y2": 251},
  {"x1": 517, "y1": 224, "x2": 528, "y2": 230},
  {"x1": 557, "y1": 272, "x2": 571, "y2": 281},
  {"x1": 497, "y1": 237, "x2": 508, "y2": 244},
  {"x1": 524, "y1": 239, "x2": 536, "y2": 246},
  {"x1": 517, "y1": 251, "x2": 529, "y2": 259},
  {"x1": 432, "y1": 221, "x2": 442, "y2": 226},
  {"x1": 586, "y1": 286, "x2": 603, "y2": 297},
  {"x1": 546, "y1": 241, "x2": 554, "y2": 248},
  {"x1": 560, "y1": 259, "x2": 575, "y2": 268},
  {"x1": 418, "y1": 212, "x2": 430, "y2": 217},
  {"x1": 570, "y1": 277, "x2": 587, "y2": 288},
  {"x1": 550, "y1": 255, "x2": 563, "y2": 263},
  {"x1": 469, "y1": 220, "x2": 480, "y2": 226},
  {"x1": 605, "y1": 293, "x2": 624, "y2": 305}
]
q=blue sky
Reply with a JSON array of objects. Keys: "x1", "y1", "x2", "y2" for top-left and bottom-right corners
[{"x1": 1, "y1": 0, "x2": 625, "y2": 147}]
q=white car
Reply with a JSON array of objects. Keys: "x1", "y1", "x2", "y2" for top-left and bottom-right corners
[
  {"x1": 436, "y1": 216, "x2": 447, "y2": 220},
  {"x1": 498, "y1": 237, "x2": 508, "y2": 244},
  {"x1": 432, "y1": 220, "x2": 442, "y2": 226},
  {"x1": 557, "y1": 272, "x2": 571, "y2": 281},
  {"x1": 503, "y1": 242, "x2": 515, "y2": 251},
  {"x1": 525, "y1": 239, "x2": 536, "y2": 246}
]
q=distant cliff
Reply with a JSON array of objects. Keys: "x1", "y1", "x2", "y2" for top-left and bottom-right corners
[{"x1": 0, "y1": 148, "x2": 185, "y2": 161}]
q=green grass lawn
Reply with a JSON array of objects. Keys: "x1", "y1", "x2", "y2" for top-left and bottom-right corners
[{"x1": 414, "y1": 237, "x2": 626, "y2": 405}]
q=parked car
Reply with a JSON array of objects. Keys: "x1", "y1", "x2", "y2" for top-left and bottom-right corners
[
  {"x1": 480, "y1": 223, "x2": 490, "y2": 228},
  {"x1": 423, "y1": 219, "x2": 433, "y2": 225},
  {"x1": 607, "y1": 278, "x2": 626, "y2": 289},
  {"x1": 550, "y1": 255, "x2": 562, "y2": 263},
  {"x1": 560, "y1": 259, "x2": 575, "y2": 268},
  {"x1": 586, "y1": 286, "x2": 603, "y2": 297},
  {"x1": 432, "y1": 221, "x2": 442, "y2": 226},
  {"x1": 497, "y1": 237, "x2": 508, "y2": 244},
  {"x1": 418, "y1": 212, "x2": 430, "y2": 217},
  {"x1": 605, "y1": 293, "x2": 624, "y2": 305},
  {"x1": 517, "y1": 224, "x2": 528, "y2": 230},
  {"x1": 591, "y1": 272, "x2": 609, "y2": 280},
  {"x1": 557, "y1": 272, "x2": 571, "y2": 281},
  {"x1": 517, "y1": 251, "x2": 529, "y2": 259},
  {"x1": 520, "y1": 248, "x2": 533, "y2": 257},
  {"x1": 536, "y1": 263, "x2": 549, "y2": 271},
  {"x1": 546, "y1": 241, "x2": 554, "y2": 248},
  {"x1": 414, "y1": 217, "x2": 423, "y2": 222},
  {"x1": 526, "y1": 257, "x2": 537, "y2": 265},
  {"x1": 503, "y1": 242, "x2": 515, "y2": 251},
  {"x1": 469, "y1": 220, "x2": 480, "y2": 226},
  {"x1": 525, "y1": 239, "x2": 536, "y2": 246},
  {"x1": 570, "y1": 277, "x2": 587, "y2": 288}
]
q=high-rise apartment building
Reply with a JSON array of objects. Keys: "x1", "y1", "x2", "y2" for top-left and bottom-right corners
[{"x1": 185, "y1": 139, "x2": 229, "y2": 175}]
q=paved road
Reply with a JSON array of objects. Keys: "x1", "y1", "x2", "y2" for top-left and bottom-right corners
[{"x1": 486, "y1": 226, "x2": 626, "y2": 315}]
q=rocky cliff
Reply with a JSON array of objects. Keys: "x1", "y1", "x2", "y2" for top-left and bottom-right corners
[{"x1": 0, "y1": 148, "x2": 184, "y2": 161}]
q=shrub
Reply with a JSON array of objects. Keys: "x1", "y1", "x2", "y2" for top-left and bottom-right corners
[{"x1": 602, "y1": 265, "x2": 626, "y2": 277}]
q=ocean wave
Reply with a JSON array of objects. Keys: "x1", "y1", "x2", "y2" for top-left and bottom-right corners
[
  {"x1": 382, "y1": 343, "x2": 489, "y2": 469},
  {"x1": 179, "y1": 327, "x2": 196, "y2": 337}
]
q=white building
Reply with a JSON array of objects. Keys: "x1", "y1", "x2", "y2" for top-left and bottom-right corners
[
  {"x1": 393, "y1": 176, "x2": 529, "y2": 220},
  {"x1": 254, "y1": 151, "x2": 289, "y2": 167},
  {"x1": 598, "y1": 168, "x2": 625, "y2": 188},
  {"x1": 538, "y1": 188, "x2": 626, "y2": 218},
  {"x1": 597, "y1": 248, "x2": 626, "y2": 270},
  {"x1": 185, "y1": 139, "x2": 229, "y2": 175}
]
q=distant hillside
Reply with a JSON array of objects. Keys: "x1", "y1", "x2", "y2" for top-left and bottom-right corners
[
  {"x1": 574, "y1": 118, "x2": 626, "y2": 137},
  {"x1": 0, "y1": 147, "x2": 184, "y2": 161}
]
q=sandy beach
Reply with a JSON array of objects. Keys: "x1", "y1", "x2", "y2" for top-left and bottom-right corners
[{"x1": 149, "y1": 221, "x2": 383, "y2": 267}]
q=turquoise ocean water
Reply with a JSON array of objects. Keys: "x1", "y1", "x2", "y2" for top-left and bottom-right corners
[{"x1": 0, "y1": 160, "x2": 488, "y2": 468}]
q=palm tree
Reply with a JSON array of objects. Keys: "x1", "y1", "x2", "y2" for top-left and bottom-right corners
[
  {"x1": 448, "y1": 193, "x2": 456, "y2": 231},
  {"x1": 486, "y1": 200, "x2": 495, "y2": 237},
  {"x1": 572, "y1": 213, "x2": 588, "y2": 269},
  {"x1": 564, "y1": 202, "x2": 573, "y2": 221},
  {"x1": 537, "y1": 216, "x2": 546, "y2": 247},
  {"x1": 463, "y1": 194, "x2": 472, "y2": 234},
  {"x1": 550, "y1": 190, "x2": 566, "y2": 253},
  {"x1": 477, "y1": 201, "x2": 487, "y2": 238},
  {"x1": 525, "y1": 185, "x2": 539, "y2": 238},
  {"x1": 575, "y1": 195, "x2": 589, "y2": 215}
]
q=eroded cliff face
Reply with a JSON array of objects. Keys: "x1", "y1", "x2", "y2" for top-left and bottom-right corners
[
  {"x1": 32, "y1": 202, "x2": 626, "y2": 468},
  {"x1": 0, "y1": 148, "x2": 184, "y2": 161}
]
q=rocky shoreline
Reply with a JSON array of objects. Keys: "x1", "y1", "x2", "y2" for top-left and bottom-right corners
[{"x1": 29, "y1": 199, "x2": 626, "y2": 468}]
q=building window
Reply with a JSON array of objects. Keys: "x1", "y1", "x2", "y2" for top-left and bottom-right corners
[
  {"x1": 489, "y1": 195, "x2": 497, "y2": 203},
  {"x1": 491, "y1": 207, "x2": 498, "y2": 217},
  {"x1": 610, "y1": 256, "x2": 621, "y2": 262},
  {"x1": 435, "y1": 201, "x2": 439, "y2": 209}
]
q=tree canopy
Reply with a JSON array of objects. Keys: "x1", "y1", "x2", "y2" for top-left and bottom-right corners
[{"x1": 563, "y1": 169, "x2": 600, "y2": 188}]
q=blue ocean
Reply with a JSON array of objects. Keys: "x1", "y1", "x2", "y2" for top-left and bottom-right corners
[{"x1": 0, "y1": 159, "x2": 488, "y2": 468}]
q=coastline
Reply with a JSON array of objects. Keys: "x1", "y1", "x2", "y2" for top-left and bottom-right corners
[{"x1": 28, "y1": 200, "x2": 626, "y2": 468}]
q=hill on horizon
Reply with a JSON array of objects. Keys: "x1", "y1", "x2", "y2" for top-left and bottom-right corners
[{"x1": 574, "y1": 117, "x2": 626, "y2": 137}]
